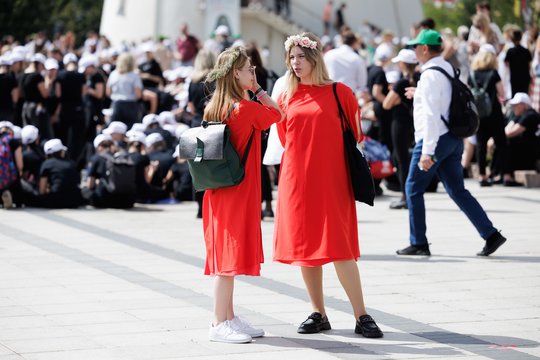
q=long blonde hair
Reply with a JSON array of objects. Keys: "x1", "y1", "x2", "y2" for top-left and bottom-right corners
[
  {"x1": 282, "y1": 32, "x2": 332, "y2": 107},
  {"x1": 203, "y1": 46, "x2": 249, "y2": 122},
  {"x1": 116, "y1": 53, "x2": 135, "y2": 74},
  {"x1": 471, "y1": 51, "x2": 497, "y2": 71},
  {"x1": 191, "y1": 49, "x2": 216, "y2": 84}
]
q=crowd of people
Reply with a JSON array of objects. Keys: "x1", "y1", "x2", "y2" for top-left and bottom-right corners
[{"x1": 1, "y1": 0, "x2": 539, "y2": 215}]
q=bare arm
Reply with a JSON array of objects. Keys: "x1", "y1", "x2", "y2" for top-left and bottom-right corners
[
  {"x1": 495, "y1": 80, "x2": 506, "y2": 103},
  {"x1": 39, "y1": 177, "x2": 48, "y2": 194},
  {"x1": 382, "y1": 90, "x2": 401, "y2": 110},
  {"x1": 37, "y1": 81, "x2": 48, "y2": 99},
  {"x1": 505, "y1": 121, "x2": 527, "y2": 138},
  {"x1": 372, "y1": 84, "x2": 386, "y2": 103},
  {"x1": 14, "y1": 147, "x2": 23, "y2": 176}
]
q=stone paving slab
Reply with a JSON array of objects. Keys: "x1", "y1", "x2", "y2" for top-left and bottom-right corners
[{"x1": 0, "y1": 180, "x2": 539, "y2": 359}]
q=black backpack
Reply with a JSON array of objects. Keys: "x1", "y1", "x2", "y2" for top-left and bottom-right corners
[
  {"x1": 425, "y1": 66, "x2": 480, "y2": 138},
  {"x1": 100, "y1": 153, "x2": 136, "y2": 195},
  {"x1": 470, "y1": 70, "x2": 494, "y2": 118}
]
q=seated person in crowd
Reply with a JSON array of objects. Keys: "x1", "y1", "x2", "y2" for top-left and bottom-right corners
[
  {"x1": 82, "y1": 134, "x2": 136, "y2": 208},
  {"x1": 164, "y1": 144, "x2": 193, "y2": 202},
  {"x1": 145, "y1": 132, "x2": 174, "y2": 202},
  {"x1": 0, "y1": 121, "x2": 23, "y2": 209},
  {"x1": 506, "y1": 93, "x2": 540, "y2": 177},
  {"x1": 27, "y1": 139, "x2": 84, "y2": 208},
  {"x1": 103, "y1": 121, "x2": 128, "y2": 151},
  {"x1": 143, "y1": 114, "x2": 175, "y2": 150},
  {"x1": 21, "y1": 125, "x2": 45, "y2": 191},
  {"x1": 125, "y1": 130, "x2": 152, "y2": 203}
]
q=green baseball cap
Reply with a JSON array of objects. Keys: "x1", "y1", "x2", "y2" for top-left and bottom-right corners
[{"x1": 408, "y1": 29, "x2": 442, "y2": 46}]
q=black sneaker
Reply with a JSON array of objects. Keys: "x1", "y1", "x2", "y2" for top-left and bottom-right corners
[
  {"x1": 477, "y1": 231, "x2": 507, "y2": 256},
  {"x1": 396, "y1": 245, "x2": 431, "y2": 256},
  {"x1": 297, "y1": 312, "x2": 331, "y2": 334},
  {"x1": 479, "y1": 179, "x2": 492, "y2": 187},
  {"x1": 355, "y1": 314, "x2": 383, "y2": 338}
]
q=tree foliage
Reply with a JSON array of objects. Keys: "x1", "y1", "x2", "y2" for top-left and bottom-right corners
[
  {"x1": 423, "y1": 0, "x2": 536, "y2": 32},
  {"x1": 0, "y1": 0, "x2": 104, "y2": 45}
]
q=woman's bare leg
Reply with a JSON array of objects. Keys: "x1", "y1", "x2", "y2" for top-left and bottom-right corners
[
  {"x1": 334, "y1": 260, "x2": 367, "y2": 319},
  {"x1": 300, "y1": 266, "x2": 326, "y2": 316},
  {"x1": 214, "y1": 275, "x2": 234, "y2": 325}
]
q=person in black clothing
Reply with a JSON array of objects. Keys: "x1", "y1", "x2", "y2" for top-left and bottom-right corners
[
  {"x1": 20, "y1": 56, "x2": 51, "y2": 139},
  {"x1": 21, "y1": 125, "x2": 44, "y2": 191},
  {"x1": 125, "y1": 131, "x2": 151, "y2": 203},
  {"x1": 383, "y1": 49, "x2": 419, "y2": 209},
  {"x1": 145, "y1": 132, "x2": 174, "y2": 202},
  {"x1": 334, "y1": 3, "x2": 347, "y2": 33},
  {"x1": 26, "y1": 138, "x2": 83, "y2": 208},
  {"x1": 165, "y1": 145, "x2": 193, "y2": 202},
  {"x1": 139, "y1": 44, "x2": 164, "y2": 90},
  {"x1": 83, "y1": 133, "x2": 136, "y2": 208},
  {"x1": 80, "y1": 56, "x2": 105, "y2": 145},
  {"x1": 247, "y1": 45, "x2": 274, "y2": 218},
  {"x1": 504, "y1": 29, "x2": 532, "y2": 96},
  {"x1": 142, "y1": 113, "x2": 175, "y2": 150},
  {"x1": 506, "y1": 93, "x2": 540, "y2": 176},
  {"x1": 187, "y1": 49, "x2": 216, "y2": 217},
  {"x1": 0, "y1": 57, "x2": 19, "y2": 122},
  {"x1": 468, "y1": 50, "x2": 512, "y2": 187},
  {"x1": 55, "y1": 53, "x2": 87, "y2": 167}
]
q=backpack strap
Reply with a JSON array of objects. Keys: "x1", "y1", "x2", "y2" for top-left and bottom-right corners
[
  {"x1": 482, "y1": 70, "x2": 494, "y2": 93},
  {"x1": 240, "y1": 130, "x2": 255, "y2": 166},
  {"x1": 470, "y1": 70, "x2": 480, "y2": 89},
  {"x1": 332, "y1": 82, "x2": 349, "y2": 133},
  {"x1": 423, "y1": 65, "x2": 456, "y2": 127}
]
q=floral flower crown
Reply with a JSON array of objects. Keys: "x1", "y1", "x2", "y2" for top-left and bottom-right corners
[
  {"x1": 284, "y1": 35, "x2": 318, "y2": 51},
  {"x1": 206, "y1": 47, "x2": 242, "y2": 82}
]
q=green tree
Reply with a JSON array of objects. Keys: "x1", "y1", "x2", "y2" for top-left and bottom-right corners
[
  {"x1": 423, "y1": 0, "x2": 536, "y2": 32},
  {"x1": 0, "y1": 0, "x2": 103, "y2": 45}
]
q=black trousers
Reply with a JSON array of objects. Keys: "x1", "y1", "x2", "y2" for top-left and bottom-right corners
[
  {"x1": 475, "y1": 109, "x2": 509, "y2": 176},
  {"x1": 391, "y1": 113, "x2": 414, "y2": 195}
]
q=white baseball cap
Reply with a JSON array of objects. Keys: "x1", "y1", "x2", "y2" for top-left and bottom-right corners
[
  {"x1": 391, "y1": 49, "x2": 418, "y2": 64},
  {"x1": 173, "y1": 144, "x2": 180, "y2": 158},
  {"x1": 142, "y1": 114, "x2": 159, "y2": 127},
  {"x1": 11, "y1": 126, "x2": 21, "y2": 140},
  {"x1": 158, "y1": 111, "x2": 176, "y2": 126},
  {"x1": 63, "y1": 53, "x2": 78, "y2": 65},
  {"x1": 78, "y1": 55, "x2": 98, "y2": 73},
  {"x1": 31, "y1": 53, "x2": 47, "y2": 64},
  {"x1": 127, "y1": 130, "x2": 147, "y2": 144},
  {"x1": 140, "y1": 42, "x2": 155, "y2": 53},
  {"x1": 21, "y1": 125, "x2": 39, "y2": 145},
  {"x1": 43, "y1": 138, "x2": 67, "y2": 155},
  {"x1": 44, "y1": 58, "x2": 59, "y2": 70},
  {"x1": 0, "y1": 121, "x2": 14, "y2": 130},
  {"x1": 130, "y1": 123, "x2": 146, "y2": 132},
  {"x1": 0, "y1": 56, "x2": 11, "y2": 66},
  {"x1": 175, "y1": 123, "x2": 190, "y2": 139},
  {"x1": 215, "y1": 25, "x2": 230, "y2": 36},
  {"x1": 145, "y1": 132, "x2": 164, "y2": 148},
  {"x1": 8, "y1": 52, "x2": 25, "y2": 64},
  {"x1": 374, "y1": 44, "x2": 392, "y2": 62},
  {"x1": 508, "y1": 92, "x2": 532, "y2": 106},
  {"x1": 93, "y1": 133, "x2": 113, "y2": 148},
  {"x1": 103, "y1": 121, "x2": 128, "y2": 135}
]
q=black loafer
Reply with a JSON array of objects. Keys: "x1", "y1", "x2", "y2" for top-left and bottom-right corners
[
  {"x1": 477, "y1": 231, "x2": 507, "y2": 256},
  {"x1": 396, "y1": 245, "x2": 431, "y2": 256},
  {"x1": 355, "y1": 314, "x2": 383, "y2": 338},
  {"x1": 297, "y1": 312, "x2": 331, "y2": 334}
]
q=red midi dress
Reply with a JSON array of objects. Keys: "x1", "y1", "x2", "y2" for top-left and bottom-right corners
[
  {"x1": 203, "y1": 99, "x2": 281, "y2": 276},
  {"x1": 273, "y1": 82, "x2": 363, "y2": 266}
]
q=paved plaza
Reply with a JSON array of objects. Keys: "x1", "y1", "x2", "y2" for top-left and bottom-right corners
[{"x1": 0, "y1": 180, "x2": 539, "y2": 360}]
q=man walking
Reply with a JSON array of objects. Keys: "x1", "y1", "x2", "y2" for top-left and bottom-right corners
[{"x1": 396, "y1": 29, "x2": 507, "y2": 257}]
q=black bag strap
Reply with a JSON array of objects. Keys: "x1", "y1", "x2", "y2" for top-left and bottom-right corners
[
  {"x1": 332, "y1": 82, "x2": 350, "y2": 133},
  {"x1": 470, "y1": 70, "x2": 494, "y2": 93},
  {"x1": 423, "y1": 66, "x2": 455, "y2": 127},
  {"x1": 241, "y1": 130, "x2": 255, "y2": 166}
]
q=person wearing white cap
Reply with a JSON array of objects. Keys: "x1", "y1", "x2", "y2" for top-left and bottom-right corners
[
  {"x1": 102, "y1": 121, "x2": 128, "y2": 149},
  {"x1": 80, "y1": 55, "x2": 105, "y2": 141},
  {"x1": 106, "y1": 53, "x2": 143, "y2": 128},
  {"x1": 164, "y1": 144, "x2": 193, "y2": 202},
  {"x1": 20, "y1": 53, "x2": 51, "y2": 139},
  {"x1": 56, "y1": 50, "x2": 87, "y2": 164},
  {"x1": 505, "y1": 92, "x2": 540, "y2": 179},
  {"x1": 204, "y1": 25, "x2": 233, "y2": 55},
  {"x1": 158, "y1": 111, "x2": 176, "y2": 127},
  {"x1": 324, "y1": 31, "x2": 367, "y2": 98},
  {"x1": 21, "y1": 125, "x2": 45, "y2": 191},
  {"x1": 467, "y1": 48, "x2": 511, "y2": 187},
  {"x1": 143, "y1": 114, "x2": 175, "y2": 149},
  {"x1": 25, "y1": 138, "x2": 84, "y2": 209},
  {"x1": 382, "y1": 48, "x2": 419, "y2": 209},
  {"x1": 139, "y1": 42, "x2": 164, "y2": 89},
  {"x1": 145, "y1": 132, "x2": 174, "y2": 202},
  {"x1": 124, "y1": 130, "x2": 153, "y2": 203},
  {"x1": 83, "y1": 132, "x2": 135, "y2": 208}
]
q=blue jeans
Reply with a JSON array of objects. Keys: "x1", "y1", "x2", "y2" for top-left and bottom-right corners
[{"x1": 405, "y1": 133, "x2": 497, "y2": 246}]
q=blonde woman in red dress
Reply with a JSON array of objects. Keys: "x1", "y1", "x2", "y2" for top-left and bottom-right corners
[
  {"x1": 202, "y1": 46, "x2": 283, "y2": 343},
  {"x1": 274, "y1": 33, "x2": 383, "y2": 338}
]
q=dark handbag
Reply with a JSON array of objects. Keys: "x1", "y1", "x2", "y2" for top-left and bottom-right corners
[
  {"x1": 332, "y1": 83, "x2": 375, "y2": 206},
  {"x1": 178, "y1": 104, "x2": 254, "y2": 191}
]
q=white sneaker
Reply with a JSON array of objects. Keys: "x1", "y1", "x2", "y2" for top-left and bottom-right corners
[
  {"x1": 209, "y1": 320, "x2": 252, "y2": 344},
  {"x1": 1, "y1": 190, "x2": 13, "y2": 209},
  {"x1": 230, "y1": 316, "x2": 265, "y2": 338}
]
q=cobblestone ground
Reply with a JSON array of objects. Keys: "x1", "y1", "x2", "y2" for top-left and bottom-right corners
[{"x1": 0, "y1": 180, "x2": 539, "y2": 360}]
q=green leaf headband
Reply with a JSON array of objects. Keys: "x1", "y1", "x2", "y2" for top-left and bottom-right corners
[{"x1": 206, "y1": 47, "x2": 241, "y2": 82}]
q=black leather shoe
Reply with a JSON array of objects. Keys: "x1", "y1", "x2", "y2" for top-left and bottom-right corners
[
  {"x1": 503, "y1": 180, "x2": 522, "y2": 187},
  {"x1": 262, "y1": 209, "x2": 274, "y2": 218},
  {"x1": 297, "y1": 312, "x2": 331, "y2": 334},
  {"x1": 477, "y1": 231, "x2": 507, "y2": 256},
  {"x1": 396, "y1": 245, "x2": 431, "y2": 256},
  {"x1": 355, "y1": 314, "x2": 383, "y2": 338},
  {"x1": 479, "y1": 179, "x2": 492, "y2": 187}
]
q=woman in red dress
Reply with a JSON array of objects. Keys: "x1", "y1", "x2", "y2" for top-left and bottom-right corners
[
  {"x1": 202, "y1": 46, "x2": 283, "y2": 343},
  {"x1": 274, "y1": 33, "x2": 383, "y2": 338}
]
